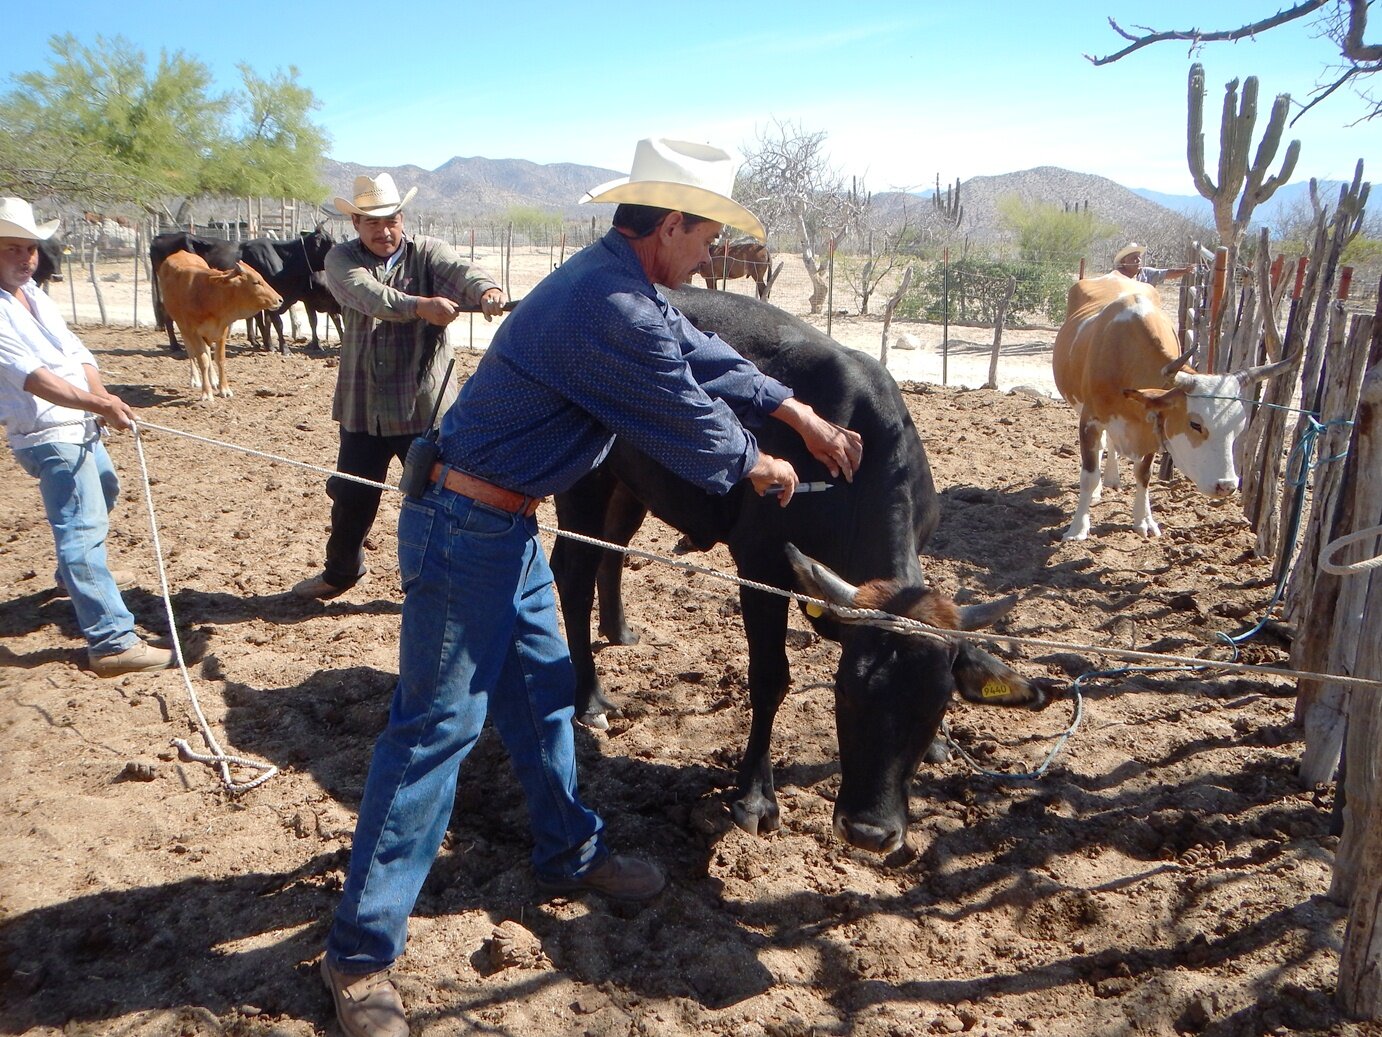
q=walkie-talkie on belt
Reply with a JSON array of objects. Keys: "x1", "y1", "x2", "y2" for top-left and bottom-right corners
[{"x1": 399, "y1": 357, "x2": 456, "y2": 499}]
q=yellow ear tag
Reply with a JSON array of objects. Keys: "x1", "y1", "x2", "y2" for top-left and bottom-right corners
[
  {"x1": 805, "y1": 602, "x2": 825, "y2": 618},
  {"x1": 981, "y1": 679, "x2": 1011, "y2": 699}
]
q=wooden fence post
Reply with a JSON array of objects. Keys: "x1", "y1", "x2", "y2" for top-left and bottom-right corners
[
  {"x1": 985, "y1": 274, "x2": 1017, "y2": 389},
  {"x1": 1294, "y1": 312, "x2": 1380, "y2": 784},
  {"x1": 1330, "y1": 360, "x2": 1382, "y2": 1018}
]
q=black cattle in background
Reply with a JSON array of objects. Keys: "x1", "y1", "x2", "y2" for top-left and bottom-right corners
[
  {"x1": 235, "y1": 225, "x2": 334, "y2": 353},
  {"x1": 552, "y1": 286, "x2": 1056, "y2": 856},
  {"x1": 34, "y1": 238, "x2": 66, "y2": 290},
  {"x1": 301, "y1": 270, "x2": 344, "y2": 351},
  {"x1": 149, "y1": 232, "x2": 242, "y2": 351}
]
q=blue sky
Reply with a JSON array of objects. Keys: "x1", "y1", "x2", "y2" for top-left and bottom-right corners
[{"x1": 3, "y1": 1, "x2": 1372, "y2": 197}]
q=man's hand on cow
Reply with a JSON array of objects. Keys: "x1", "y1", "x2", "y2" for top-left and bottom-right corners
[
  {"x1": 747, "y1": 452, "x2": 799, "y2": 507},
  {"x1": 773, "y1": 398, "x2": 863, "y2": 482},
  {"x1": 416, "y1": 296, "x2": 462, "y2": 327},
  {"x1": 479, "y1": 288, "x2": 506, "y2": 322}
]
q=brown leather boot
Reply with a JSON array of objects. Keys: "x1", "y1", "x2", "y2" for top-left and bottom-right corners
[{"x1": 320, "y1": 958, "x2": 408, "y2": 1037}]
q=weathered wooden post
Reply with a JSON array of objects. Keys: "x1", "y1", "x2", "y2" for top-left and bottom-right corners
[
  {"x1": 984, "y1": 274, "x2": 1017, "y2": 390},
  {"x1": 1292, "y1": 309, "x2": 1378, "y2": 786},
  {"x1": 878, "y1": 266, "x2": 913, "y2": 370},
  {"x1": 1328, "y1": 359, "x2": 1382, "y2": 1019}
]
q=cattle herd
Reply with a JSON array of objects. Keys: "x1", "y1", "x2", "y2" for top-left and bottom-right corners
[{"x1": 148, "y1": 226, "x2": 341, "y2": 355}]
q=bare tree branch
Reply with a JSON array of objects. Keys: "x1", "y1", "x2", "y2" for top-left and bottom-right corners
[
  {"x1": 1088, "y1": 1, "x2": 1379, "y2": 123},
  {"x1": 1085, "y1": 1, "x2": 1328, "y2": 65}
]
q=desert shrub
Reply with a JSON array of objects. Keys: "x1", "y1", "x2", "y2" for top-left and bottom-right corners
[{"x1": 897, "y1": 256, "x2": 1072, "y2": 325}]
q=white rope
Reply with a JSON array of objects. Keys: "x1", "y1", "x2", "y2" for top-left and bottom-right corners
[
  {"x1": 129, "y1": 424, "x2": 277, "y2": 793},
  {"x1": 1321, "y1": 525, "x2": 1382, "y2": 576},
  {"x1": 126, "y1": 417, "x2": 1382, "y2": 708}
]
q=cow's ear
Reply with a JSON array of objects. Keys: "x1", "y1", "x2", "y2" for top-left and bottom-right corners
[
  {"x1": 785, "y1": 543, "x2": 858, "y2": 610},
  {"x1": 951, "y1": 643, "x2": 1054, "y2": 710},
  {"x1": 1122, "y1": 387, "x2": 1181, "y2": 413}
]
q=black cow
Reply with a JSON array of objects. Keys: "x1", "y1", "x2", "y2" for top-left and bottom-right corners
[
  {"x1": 235, "y1": 225, "x2": 335, "y2": 353},
  {"x1": 302, "y1": 270, "x2": 345, "y2": 350},
  {"x1": 35, "y1": 238, "x2": 66, "y2": 290},
  {"x1": 150, "y1": 232, "x2": 241, "y2": 351},
  {"x1": 552, "y1": 287, "x2": 1056, "y2": 855}
]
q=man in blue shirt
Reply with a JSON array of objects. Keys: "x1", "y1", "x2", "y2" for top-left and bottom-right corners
[{"x1": 321, "y1": 140, "x2": 861, "y2": 1037}]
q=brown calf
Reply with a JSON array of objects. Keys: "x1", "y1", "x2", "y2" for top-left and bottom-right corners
[
  {"x1": 697, "y1": 240, "x2": 772, "y2": 299},
  {"x1": 156, "y1": 251, "x2": 283, "y2": 402}
]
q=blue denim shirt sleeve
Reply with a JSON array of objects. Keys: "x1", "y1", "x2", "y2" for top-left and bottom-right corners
[
  {"x1": 439, "y1": 230, "x2": 769, "y2": 498},
  {"x1": 664, "y1": 302, "x2": 793, "y2": 428}
]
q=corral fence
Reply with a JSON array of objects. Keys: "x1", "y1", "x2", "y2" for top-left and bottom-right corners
[{"x1": 37, "y1": 197, "x2": 611, "y2": 332}]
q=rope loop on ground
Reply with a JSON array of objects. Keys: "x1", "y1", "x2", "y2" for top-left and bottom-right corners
[{"x1": 130, "y1": 422, "x2": 279, "y2": 794}]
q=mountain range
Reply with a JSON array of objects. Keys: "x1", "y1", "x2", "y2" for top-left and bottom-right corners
[{"x1": 320, "y1": 155, "x2": 1330, "y2": 238}]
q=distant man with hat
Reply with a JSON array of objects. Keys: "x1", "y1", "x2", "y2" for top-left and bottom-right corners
[
  {"x1": 1113, "y1": 242, "x2": 1191, "y2": 286},
  {"x1": 319, "y1": 139, "x2": 860, "y2": 1037},
  {"x1": 292, "y1": 172, "x2": 506, "y2": 599},
  {"x1": 0, "y1": 197, "x2": 172, "y2": 676}
]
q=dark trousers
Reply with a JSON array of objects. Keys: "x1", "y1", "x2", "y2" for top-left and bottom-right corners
[{"x1": 324, "y1": 427, "x2": 416, "y2": 588}]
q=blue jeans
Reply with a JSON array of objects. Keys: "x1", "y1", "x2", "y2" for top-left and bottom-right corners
[
  {"x1": 326, "y1": 481, "x2": 606, "y2": 972},
  {"x1": 13, "y1": 437, "x2": 140, "y2": 657}
]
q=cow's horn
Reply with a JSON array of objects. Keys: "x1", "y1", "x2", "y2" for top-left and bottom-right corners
[
  {"x1": 1237, "y1": 351, "x2": 1299, "y2": 386},
  {"x1": 784, "y1": 544, "x2": 858, "y2": 607},
  {"x1": 1161, "y1": 347, "x2": 1196, "y2": 379},
  {"x1": 956, "y1": 593, "x2": 1019, "y2": 631}
]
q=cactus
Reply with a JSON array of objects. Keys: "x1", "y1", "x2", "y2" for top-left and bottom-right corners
[
  {"x1": 933, "y1": 174, "x2": 963, "y2": 230},
  {"x1": 1187, "y1": 63, "x2": 1300, "y2": 250}
]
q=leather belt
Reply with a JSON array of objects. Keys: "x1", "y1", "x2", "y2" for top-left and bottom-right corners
[{"x1": 429, "y1": 463, "x2": 543, "y2": 517}]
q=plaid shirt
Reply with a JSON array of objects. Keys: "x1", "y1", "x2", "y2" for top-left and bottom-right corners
[{"x1": 325, "y1": 235, "x2": 499, "y2": 436}]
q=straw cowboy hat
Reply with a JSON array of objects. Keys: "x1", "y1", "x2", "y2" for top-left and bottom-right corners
[
  {"x1": 333, "y1": 173, "x2": 418, "y2": 217},
  {"x1": 1114, "y1": 242, "x2": 1147, "y2": 266},
  {"x1": 579, "y1": 138, "x2": 766, "y2": 242},
  {"x1": 0, "y1": 197, "x2": 60, "y2": 240}
]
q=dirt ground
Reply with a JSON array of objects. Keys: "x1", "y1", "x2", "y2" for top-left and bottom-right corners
[{"x1": 0, "y1": 248, "x2": 1365, "y2": 1037}]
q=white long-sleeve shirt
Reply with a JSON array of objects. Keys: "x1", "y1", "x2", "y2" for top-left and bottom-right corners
[{"x1": 0, "y1": 279, "x2": 100, "y2": 450}]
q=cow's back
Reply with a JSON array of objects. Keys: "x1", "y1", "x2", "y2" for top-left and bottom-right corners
[
  {"x1": 662, "y1": 287, "x2": 937, "y2": 582},
  {"x1": 1053, "y1": 275, "x2": 1181, "y2": 414},
  {"x1": 157, "y1": 250, "x2": 210, "y2": 321}
]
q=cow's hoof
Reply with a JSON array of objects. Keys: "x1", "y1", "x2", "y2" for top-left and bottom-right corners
[
  {"x1": 1061, "y1": 528, "x2": 1089, "y2": 542},
  {"x1": 731, "y1": 797, "x2": 780, "y2": 838},
  {"x1": 1135, "y1": 522, "x2": 1161, "y2": 538},
  {"x1": 924, "y1": 738, "x2": 951, "y2": 765},
  {"x1": 600, "y1": 624, "x2": 640, "y2": 647},
  {"x1": 576, "y1": 711, "x2": 609, "y2": 731}
]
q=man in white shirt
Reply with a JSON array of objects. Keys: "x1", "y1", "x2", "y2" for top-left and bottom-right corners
[{"x1": 0, "y1": 197, "x2": 172, "y2": 676}]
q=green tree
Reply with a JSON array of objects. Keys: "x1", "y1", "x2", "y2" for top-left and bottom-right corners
[
  {"x1": 995, "y1": 196, "x2": 1115, "y2": 265},
  {"x1": 0, "y1": 34, "x2": 327, "y2": 207},
  {"x1": 1, "y1": 34, "x2": 227, "y2": 203},
  {"x1": 499, "y1": 205, "x2": 562, "y2": 245},
  {"x1": 206, "y1": 64, "x2": 328, "y2": 200}
]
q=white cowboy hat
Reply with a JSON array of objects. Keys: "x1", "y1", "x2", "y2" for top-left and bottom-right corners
[
  {"x1": 333, "y1": 173, "x2": 418, "y2": 217},
  {"x1": 1114, "y1": 242, "x2": 1147, "y2": 266},
  {"x1": 0, "y1": 197, "x2": 60, "y2": 240},
  {"x1": 579, "y1": 138, "x2": 766, "y2": 242}
]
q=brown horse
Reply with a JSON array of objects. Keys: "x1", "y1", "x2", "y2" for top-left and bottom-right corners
[{"x1": 697, "y1": 240, "x2": 772, "y2": 299}]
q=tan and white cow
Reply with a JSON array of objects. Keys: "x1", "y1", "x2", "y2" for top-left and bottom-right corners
[
  {"x1": 1052, "y1": 273, "x2": 1290, "y2": 540},
  {"x1": 156, "y1": 251, "x2": 282, "y2": 402}
]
